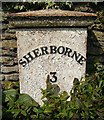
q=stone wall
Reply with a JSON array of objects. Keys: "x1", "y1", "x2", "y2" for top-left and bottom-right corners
[
  {"x1": 1, "y1": 17, "x2": 19, "y2": 82},
  {"x1": 73, "y1": 3, "x2": 104, "y2": 73},
  {"x1": 1, "y1": 9, "x2": 104, "y2": 82}
]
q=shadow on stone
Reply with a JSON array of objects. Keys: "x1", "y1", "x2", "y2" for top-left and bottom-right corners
[{"x1": 86, "y1": 30, "x2": 104, "y2": 74}]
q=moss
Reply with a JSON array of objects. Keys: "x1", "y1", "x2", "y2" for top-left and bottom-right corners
[
  {"x1": 2, "y1": 40, "x2": 17, "y2": 48},
  {"x1": 0, "y1": 57, "x2": 11, "y2": 63},
  {"x1": 93, "y1": 24, "x2": 104, "y2": 31},
  {"x1": 2, "y1": 33, "x2": 16, "y2": 40},
  {"x1": 93, "y1": 30, "x2": 104, "y2": 40},
  {"x1": 5, "y1": 29, "x2": 16, "y2": 34},
  {"x1": 100, "y1": 17, "x2": 104, "y2": 23}
]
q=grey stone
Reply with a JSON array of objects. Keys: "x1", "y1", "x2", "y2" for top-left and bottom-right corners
[
  {"x1": 5, "y1": 73, "x2": 19, "y2": 81},
  {"x1": 2, "y1": 24, "x2": 8, "y2": 30},
  {"x1": 1, "y1": 33, "x2": 16, "y2": 40},
  {"x1": 9, "y1": 19, "x2": 95, "y2": 28},
  {"x1": 5, "y1": 29, "x2": 16, "y2": 34},
  {"x1": 16, "y1": 28, "x2": 87, "y2": 105},
  {"x1": 0, "y1": 74, "x2": 5, "y2": 81},
  {"x1": 0, "y1": 24, "x2": 2, "y2": 31},
  {"x1": 1, "y1": 48, "x2": 17, "y2": 57},
  {"x1": 0, "y1": 56, "x2": 15, "y2": 66},
  {"x1": 2, "y1": 40, "x2": 17, "y2": 48},
  {"x1": 14, "y1": 57, "x2": 18, "y2": 64},
  {"x1": 1, "y1": 65, "x2": 19, "y2": 74}
]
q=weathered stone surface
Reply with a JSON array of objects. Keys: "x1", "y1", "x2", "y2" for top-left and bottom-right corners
[
  {"x1": 2, "y1": 24, "x2": 8, "y2": 30},
  {"x1": 5, "y1": 29, "x2": 16, "y2": 34},
  {"x1": 1, "y1": 33, "x2": 16, "y2": 40},
  {"x1": 2, "y1": 40, "x2": 17, "y2": 48},
  {"x1": 0, "y1": 74, "x2": 5, "y2": 81},
  {"x1": 16, "y1": 28, "x2": 87, "y2": 105},
  {"x1": 9, "y1": 19, "x2": 95, "y2": 28},
  {"x1": 14, "y1": 57, "x2": 18, "y2": 64},
  {"x1": 0, "y1": 12, "x2": 4, "y2": 22},
  {"x1": 4, "y1": 73, "x2": 19, "y2": 81},
  {"x1": 93, "y1": 30, "x2": 104, "y2": 41},
  {"x1": 0, "y1": 56, "x2": 17, "y2": 66},
  {"x1": 1, "y1": 48, "x2": 17, "y2": 57},
  {"x1": 1, "y1": 65, "x2": 19, "y2": 74},
  {"x1": 0, "y1": 24, "x2": 2, "y2": 31},
  {"x1": 93, "y1": 24, "x2": 104, "y2": 31},
  {"x1": 0, "y1": 41, "x2": 1, "y2": 48},
  {"x1": 7, "y1": 10, "x2": 97, "y2": 28}
]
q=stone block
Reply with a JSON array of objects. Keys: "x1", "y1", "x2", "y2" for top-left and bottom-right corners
[
  {"x1": 5, "y1": 73, "x2": 19, "y2": 81},
  {"x1": 0, "y1": 74, "x2": 5, "y2": 81},
  {"x1": 1, "y1": 48, "x2": 17, "y2": 57},
  {"x1": 1, "y1": 65, "x2": 19, "y2": 74},
  {"x1": 2, "y1": 40, "x2": 17, "y2": 48},
  {"x1": 0, "y1": 56, "x2": 15, "y2": 66},
  {"x1": 16, "y1": 28, "x2": 87, "y2": 105},
  {"x1": 5, "y1": 29, "x2": 16, "y2": 34},
  {"x1": 1, "y1": 33, "x2": 16, "y2": 40},
  {"x1": 2, "y1": 24, "x2": 8, "y2": 30}
]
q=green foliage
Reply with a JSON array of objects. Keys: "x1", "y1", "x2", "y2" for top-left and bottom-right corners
[
  {"x1": 2, "y1": 63, "x2": 104, "y2": 120},
  {"x1": 2, "y1": 89, "x2": 40, "y2": 120},
  {"x1": 44, "y1": 2, "x2": 72, "y2": 10},
  {"x1": 2, "y1": 1, "x2": 104, "y2": 13},
  {"x1": 2, "y1": 81, "x2": 19, "y2": 90},
  {"x1": 2, "y1": 2, "x2": 73, "y2": 12}
]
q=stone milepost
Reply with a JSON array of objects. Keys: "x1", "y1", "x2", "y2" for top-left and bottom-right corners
[{"x1": 16, "y1": 28, "x2": 87, "y2": 105}]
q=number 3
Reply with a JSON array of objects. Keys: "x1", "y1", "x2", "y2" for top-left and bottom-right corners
[{"x1": 50, "y1": 72, "x2": 57, "y2": 83}]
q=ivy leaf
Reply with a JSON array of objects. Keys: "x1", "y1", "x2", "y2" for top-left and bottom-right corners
[
  {"x1": 19, "y1": 5, "x2": 24, "y2": 10},
  {"x1": 21, "y1": 110, "x2": 27, "y2": 116},
  {"x1": 44, "y1": 107, "x2": 52, "y2": 114},
  {"x1": 9, "y1": 109, "x2": 21, "y2": 118},
  {"x1": 31, "y1": 115, "x2": 37, "y2": 119},
  {"x1": 3, "y1": 89, "x2": 18, "y2": 102},
  {"x1": 16, "y1": 94, "x2": 33, "y2": 106},
  {"x1": 33, "y1": 107, "x2": 39, "y2": 113},
  {"x1": 60, "y1": 91, "x2": 69, "y2": 101}
]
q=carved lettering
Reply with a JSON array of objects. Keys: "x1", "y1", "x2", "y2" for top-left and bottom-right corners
[
  {"x1": 50, "y1": 46, "x2": 57, "y2": 54},
  {"x1": 19, "y1": 45, "x2": 86, "y2": 67},
  {"x1": 57, "y1": 46, "x2": 65, "y2": 54}
]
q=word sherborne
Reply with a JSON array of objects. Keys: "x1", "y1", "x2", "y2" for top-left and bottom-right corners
[{"x1": 19, "y1": 45, "x2": 86, "y2": 67}]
